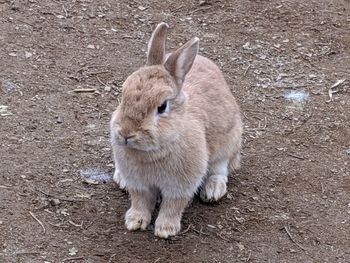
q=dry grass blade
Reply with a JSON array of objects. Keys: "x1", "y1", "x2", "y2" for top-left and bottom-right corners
[
  {"x1": 326, "y1": 79, "x2": 346, "y2": 103},
  {"x1": 246, "y1": 251, "x2": 252, "y2": 262},
  {"x1": 284, "y1": 226, "x2": 306, "y2": 251},
  {"x1": 243, "y1": 64, "x2": 251, "y2": 76},
  {"x1": 109, "y1": 254, "x2": 116, "y2": 263},
  {"x1": 37, "y1": 188, "x2": 87, "y2": 203},
  {"x1": 16, "y1": 251, "x2": 40, "y2": 255},
  {"x1": 62, "y1": 256, "x2": 84, "y2": 262},
  {"x1": 179, "y1": 224, "x2": 192, "y2": 235},
  {"x1": 0, "y1": 185, "x2": 12, "y2": 189},
  {"x1": 72, "y1": 88, "x2": 96, "y2": 93},
  {"x1": 29, "y1": 211, "x2": 46, "y2": 234},
  {"x1": 216, "y1": 232, "x2": 230, "y2": 242},
  {"x1": 68, "y1": 220, "x2": 83, "y2": 228},
  {"x1": 96, "y1": 75, "x2": 108, "y2": 87},
  {"x1": 286, "y1": 152, "x2": 305, "y2": 160}
]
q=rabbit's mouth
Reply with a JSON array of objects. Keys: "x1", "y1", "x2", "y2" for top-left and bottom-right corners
[
  {"x1": 125, "y1": 142, "x2": 161, "y2": 152},
  {"x1": 115, "y1": 137, "x2": 160, "y2": 152}
]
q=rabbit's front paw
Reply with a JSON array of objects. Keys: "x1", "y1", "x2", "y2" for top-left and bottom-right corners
[
  {"x1": 125, "y1": 207, "x2": 151, "y2": 231},
  {"x1": 154, "y1": 217, "x2": 181, "y2": 238},
  {"x1": 200, "y1": 174, "x2": 227, "y2": 202}
]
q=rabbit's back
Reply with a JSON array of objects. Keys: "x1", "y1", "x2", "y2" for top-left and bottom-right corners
[{"x1": 183, "y1": 55, "x2": 241, "y2": 159}]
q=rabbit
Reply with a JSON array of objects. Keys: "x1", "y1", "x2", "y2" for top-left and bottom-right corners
[{"x1": 110, "y1": 22, "x2": 242, "y2": 238}]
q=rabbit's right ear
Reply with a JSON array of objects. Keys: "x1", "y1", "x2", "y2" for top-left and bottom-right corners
[
  {"x1": 164, "y1": 37, "x2": 199, "y2": 89},
  {"x1": 147, "y1": 22, "x2": 169, "y2": 66}
]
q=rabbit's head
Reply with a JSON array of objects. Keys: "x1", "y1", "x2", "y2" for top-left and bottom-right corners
[{"x1": 111, "y1": 23, "x2": 199, "y2": 151}]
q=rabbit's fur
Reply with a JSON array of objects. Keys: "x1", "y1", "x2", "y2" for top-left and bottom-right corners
[{"x1": 110, "y1": 22, "x2": 242, "y2": 238}]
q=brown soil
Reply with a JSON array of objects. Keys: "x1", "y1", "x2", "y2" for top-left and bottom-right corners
[{"x1": 1, "y1": 0, "x2": 350, "y2": 262}]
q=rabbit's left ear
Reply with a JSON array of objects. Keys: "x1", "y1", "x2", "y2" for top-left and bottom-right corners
[
  {"x1": 164, "y1": 37, "x2": 199, "y2": 88},
  {"x1": 147, "y1": 22, "x2": 169, "y2": 66}
]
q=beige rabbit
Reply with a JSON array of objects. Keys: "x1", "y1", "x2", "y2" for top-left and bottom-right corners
[{"x1": 110, "y1": 22, "x2": 242, "y2": 238}]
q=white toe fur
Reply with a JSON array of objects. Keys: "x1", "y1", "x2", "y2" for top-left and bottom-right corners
[
  {"x1": 154, "y1": 217, "x2": 181, "y2": 238},
  {"x1": 125, "y1": 208, "x2": 151, "y2": 231},
  {"x1": 200, "y1": 174, "x2": 228, "y2": 202},
  {"x1": 200, "y1": 159, "x2": 229, "y2": 201}
]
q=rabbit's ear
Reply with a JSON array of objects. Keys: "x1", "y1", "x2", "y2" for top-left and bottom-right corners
[
  {"x1": 147, "y1": 22, "x2": 169, "y2": 66},
  {"x1": 164, "y1": 37, "x2": 199, "y2": 88}
]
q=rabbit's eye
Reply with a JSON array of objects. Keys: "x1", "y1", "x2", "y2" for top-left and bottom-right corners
[{"x1": 157, "y1": 100, "x2": 168, "y2": 114}]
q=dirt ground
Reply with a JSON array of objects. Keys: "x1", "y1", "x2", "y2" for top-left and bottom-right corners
[{"x1": 1, "y1": 0, "x2": 350, "y2": 262}]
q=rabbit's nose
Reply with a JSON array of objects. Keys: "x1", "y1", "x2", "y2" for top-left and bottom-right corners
[
  {"x1": 117, "y1": 127, "x2": 136, "y2": 145},
  {"x1": 123, "y1": 135, "x2": 135, "y2": 145}
]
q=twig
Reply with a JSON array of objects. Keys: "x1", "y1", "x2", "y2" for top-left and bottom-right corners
[
  {"x1": 16, "y1": 251, "x2": 40, "y2": 255},
  {"x1": 321, "y1": 182, "x2": 325, "y2": 193},
  {"x1": 72, "y1": 88, "x2": 96, "y2": 93},
  {"x1": 62, "y1": 256, "x2": 84, "y2": 262},
  {"x1": 37, "y1": 189, "x2": 87, "y2": 202},
  {"x1": 154, "y1": 258, "x2": 161, "y2": 263},
  {"x1": 191, "y1": 226, "x2": 209, "y2": 236},
  {"x1": 17, "y1": 19, "x2": 35, "y2": 27},
  {"x1": 121, "y1": 35, "x2": 133, "y2": 39},
  {"x1": 258, "y1": 116, "x2": 268, "y2": 129},
  {"x1": 274, "y1": 84, "x2": 307, "y2": 89},
  {"x1": 109, "y1": 254, "x2": 116, "y2": 263},
  {"x1": 243, "y1": 65, "x2": 251, "y2": 76},
  {"x1": 331, "y1": 79, "x2": 346, "y2": 89},
  {"x1": 246, "y1": 251, "x2": 252, "y2": 262},
  {"x1": 76, "y1": 64, "x2": 109, "y2": 74},
  {"x1": 0, "y1": 185, "x2": 12, "y2": 189},
  {"x1": 48, "y1": 222, "x2": 69, "y2": 228},
  {"x1": 190, "y1": 5, "x2": 212, "y2": 14},
  {"x1": 242, "y1": 112, "x2": 250, "y2": 121},
  {"x1": 244, "y1": 109, "x2": 269, "y2": 114},
  {"x1": 62, "y1": 5, "x2": 68, "y2": 17},
  {"x1": 68, "y1": 220, "x2": 83, "y2": 228},
  {"x1": 96, "y1": 75, "x2": 108, "y2": 87},
  {"x1": 179, "y1": 224, "x2": 192, "y2": 235},
  {"x1": 245, "y1": 127, "x2": 266, "y2": 132},
  {"x1": 286, "y1": 152, "x2": 305, "y2": 160},
  {"x1": 216, "y1": 233, "x2": 230, "y2": 242},
  {"x1": 284, "y1": 226, "x2": 306, "y2": 251},
  {"x1": 326, "y1": 89, "x2": 340, "y2": 103},
  {"x1": 326, "y1": 79, "x2": 346, "y2": 103},
  {"x1": 86, "y1": 70, "x2": 109, "y2": 76},
  {"x1": 300, "y1": 55, "x2": 321, "y2": 70},
  {"x1": 29, "y1": 211, "x2": 46, "y2": 234},
  {"x1": 172, "y1": 4, "x2": 185, "y2": 12}
]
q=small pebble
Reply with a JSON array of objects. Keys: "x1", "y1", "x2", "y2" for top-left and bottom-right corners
[
  {"x1": 56, "y1": 117, "x2": 63, "y2": 124},
  {"x1": 25, "y1": 51, "x2": 33, "y2": 59},
  {"x1": 50, "y1": 199, "x2": 61, "y2": 206}
]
